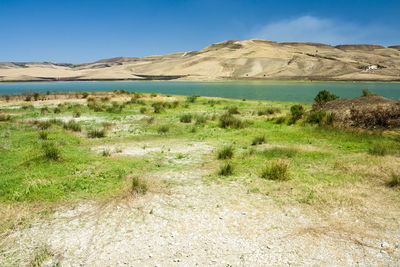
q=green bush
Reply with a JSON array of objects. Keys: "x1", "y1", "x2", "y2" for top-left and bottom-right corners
[
  {"x1": 82, "y1": 92, "x2": 89, "y2": 98},
  {"x1": 261, "y1": 160, "x2": 290, "y2": 181},
  {"x1": 306, "y1": 111, "x2": 326, "y2": 125},
  {"x1": 63, "y1": 120, "x2": 81, "y2": 132},
  {"x1": 274, "y1": 117, "x2": 286, "y2": 124},
  {"x1": 180, "y1": 114, "x2": 193, "y2": 123},
  {"x1": 219, "y1": 113, "x2": 243, "y2": 129},
  {"x1": 326, "y1": 112, "x2": 335, "y2": 125},
  {"x1": 140, "y1": 107, "x2": 147, "y2": 114},
  {"x1": 42, "y1": 142, "x2": 61, "y2": 161},
  {"x1": 73, "y1": 111, "x2": 81, "y2": 118},
  {"x1": 218, "y1": 162, "x2": 233, "y2": 176},
  {"x1": 314, "y1": 90, "x2": 339, "y2": 104},
  {"x1": 252, "y1": 135, "x2": 265, "y2": 146},
  {"x1": 152, "y1": 102, "x2": 165, "y2": 113},
  {"x1": 87, "y1": 129, "x2": 106, "y2": 138},
  {"x1": 290, "y1": 104, "x2": 305, "y2": 120},
  {"x1": 217, "y1": 146, "x2": 234, "y2": 159}
]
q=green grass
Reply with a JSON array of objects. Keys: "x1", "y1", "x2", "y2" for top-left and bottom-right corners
[{"x1": 1, "y1": 91, "x2": 400, "y2": 233}]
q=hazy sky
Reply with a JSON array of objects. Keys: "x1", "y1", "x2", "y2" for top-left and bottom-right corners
[{"x1": 1, "y1": 0, "x2": 399, "y2": 63}]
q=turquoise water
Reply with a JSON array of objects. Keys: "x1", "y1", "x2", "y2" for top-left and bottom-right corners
[{"x1": 0, "y1": 81, "x2": 399, "y2": 102}]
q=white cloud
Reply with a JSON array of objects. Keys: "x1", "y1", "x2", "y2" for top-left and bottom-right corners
[{"x1": 252, "y1": 16, "x2": 398, "y2": 45}]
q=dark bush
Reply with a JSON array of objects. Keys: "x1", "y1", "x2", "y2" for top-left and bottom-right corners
[
  {"x1": 186, "y1": 95, "x2": 199, "y2": 103},
  {"x1": 306, "y1": 110, "x2": 326, "y2": 125},
  {"x1": 227, "y1": 106, "x2": 240, "y2": 115},
  {"x1": 42, "y1": 142, "x2": 61, "y2": 161},
  {"x1": 290, "y1": 104, "x2": 305, "y2": 121}
]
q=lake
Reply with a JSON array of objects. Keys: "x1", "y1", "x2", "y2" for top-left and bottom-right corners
[{"x1": 0, "y1": 80, "x2": 399, "y2": 102}]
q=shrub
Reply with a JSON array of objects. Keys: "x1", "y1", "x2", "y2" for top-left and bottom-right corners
[
  {"x1": 101, "y1": 97, "x2": 110, "y2": 103},
  {"x1": 252, "y1": 135, "x2": 265, "y2": 146},
  {"x1": 290, "y1": 105, "x2": 305, "y2": 120},
  {"x1": 388, "y1": 173, "x2": 400, "y2": 187},
  {"x1": 314, "y1": 90, "x2": 339, "y2": 104},
  {"x1": 186, "y1": 95, "x2": 199, "y2": 103},
  {"x1": 180, "y1": 114, "x2": 193, "y2": 123},
  {"x1": 73, "y1": 111, "x2": 81, "y2": 118},
  {"x1": 87, "y1": 129, "x2": 106, "y2": 138},
  {"x1": 217, "y1": 146, "x2": 234, "y2": 159},
  {"x1": 227, "y1": 106, "x2": 240, "y2": 115},
  {"x1": 147, "y1": 116, "x2": 155, "y2": 124},
  {"x1": 140, "y1": 107, "x2": 147, "y2": 114},
  {"x1": 131, "y1": 177, "x2": 147, "y2": 194},
  {"x1": 218, "y1": 162, "x2": 233, "y2": 176},
  {"x1": 157, "y1": 125, "x2": 169, "y2": 134},
  {"x1": 82, "y1": 92, "x2": 89, "y2": 98},
  {"x1": 42, "y1": 142, "x2": 61, "y2": 161},
  {"x1": 150, "y1": 93, "x2": 158, "y2": 98},
  {"x1": 152, "y1": 102, "x2": 165, "y2": 113},
  {"x1": 219, "y1": 113, "x2": 243, "y2": 129},
  {"x1": 38, "y1": 131, "x2": 48, "y2": 140},
  {"x1": 261, "y1": 160, "x2": 290, "y2": 181},
  {"x1": 171, "y1": 101, "x2": 180, "y2": 108},
  {"x1": 36, "y1": 120, "x2": 52, "y2": 130},
  {"x1": 24, "y1": 95, "x2": 32, "y2": 101},
  {"x1": 87, "y1": 102, "x2": 104, "y2": 112},
  {"x1": 306, "y1": 111, "x2": 326, "y2": 125},
  {"x1": 362, "y1": 88, "x2": 378, "y2": 97},
  {"x1": 63, "y1": 120, "x2": 81, "y2": 132},
  {"x1": 53, "y1": 107, "x2": 61, "y2": 114}
]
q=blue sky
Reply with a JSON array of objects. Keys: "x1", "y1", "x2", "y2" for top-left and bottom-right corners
[{"x1": 0, "y1": 0, "x2": 399, "y2": 63}]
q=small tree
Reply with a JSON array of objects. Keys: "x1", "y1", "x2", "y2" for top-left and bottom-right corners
[
  {"x1": 314, "y1": 90, "x2": 339, "y2": 104},
  {"x1": 361, "y1": 88, "x2": 378, "y2": 97}
]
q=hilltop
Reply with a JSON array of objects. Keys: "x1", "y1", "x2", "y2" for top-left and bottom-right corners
[{"x1": 1, "y1": 39, "x2": 400, "y2": 82}]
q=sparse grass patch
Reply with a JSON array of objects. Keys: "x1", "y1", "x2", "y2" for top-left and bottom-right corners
[
  {"x1": 186, "y1": 94, "x2": 199, "y2": 103},
  {"x1": 217, "y1": 146, "x2": 234, "y2": 159},
  {"x1": 261, "y1": 159, "x2": 290, "y2": 181},
  {"x1": 38, "y1": 131, "x2": 48, "y2": 140},
  {"x1": 227, "y1": 105, "x2": 240, "y2": 114}
]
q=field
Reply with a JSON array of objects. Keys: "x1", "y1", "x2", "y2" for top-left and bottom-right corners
[{"x1": 0, "y1": 91, "x2": 399, "y2": 265}]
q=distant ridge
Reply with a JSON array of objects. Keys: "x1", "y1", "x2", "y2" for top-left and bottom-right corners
[{"x1": 1, "y1": 39, "x2": 400, "y2": 82}]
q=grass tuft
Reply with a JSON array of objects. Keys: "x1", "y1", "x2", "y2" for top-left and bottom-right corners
[
  {"x1": 218, "y1": 162, "x2": 234, "y2": 176},
  {"x1": 131, "y1": 176, "x2": 147, "y2": 194},
  {"x1": 180, "y1": 114, "x2": 193, "y2": 123},
  {"x1": 388, "y1": 173, "x2": 400, "y2": 187},
  {"x1": 217, "y1": 146, "x2": 234, "y2": 159},
  {"x1": 41, "y1": 142, "x2": 61, "y2": 161},
  {"x1": 87, "y1": 129, "x2": 106, "y2": 138},
  {"x1": 261, "y1": 160, "x2": 290, "y2": 181},
  {"x1": 157, "y1": 125, "x2": 169, "y2": 134},
  {"x1": 252, "y1": 135, "x2": 266, "y2": 146}
]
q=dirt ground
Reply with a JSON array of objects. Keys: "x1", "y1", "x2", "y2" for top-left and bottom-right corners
[{"x1": 1, "y1": 143, "x2": 399, "y2": 266}]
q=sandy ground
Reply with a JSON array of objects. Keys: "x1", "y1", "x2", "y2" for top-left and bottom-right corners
[{"x1": 1, "y1": 141, "x2": 399, "y2": 266}]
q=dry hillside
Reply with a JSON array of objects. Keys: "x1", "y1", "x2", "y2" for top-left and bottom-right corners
[{"x1": 1, "y1": 39, "x2": 400, "y2": 82}]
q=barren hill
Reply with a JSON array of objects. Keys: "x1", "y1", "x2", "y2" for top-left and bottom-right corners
[{"x1": 1, "y1": 39, "x2": 400, "y2": 82}]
